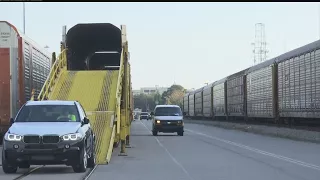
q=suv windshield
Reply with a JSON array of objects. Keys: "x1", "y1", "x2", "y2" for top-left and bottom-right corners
[
  {"x1": 154, "y1": 107, "x2": 182, "y2": 116},
  {"x1": 141, "y1": 112, "x2": 148, "y2": 115},
  {"x1": 15, "y1": 105, "x2": 80, "y2": 122}
]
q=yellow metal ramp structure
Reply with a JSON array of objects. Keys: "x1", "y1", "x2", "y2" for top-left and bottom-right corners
[
  {"x1": 35, "y1": 23, "x2": 133, "y2": 165},
  {"x1": 49, "y1": 70, "x2": 118, "y2": 164}
]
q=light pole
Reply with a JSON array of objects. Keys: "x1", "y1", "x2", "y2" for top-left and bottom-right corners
[
  {"x1": 319, "y1": 4, "x2": 320, "y2": 39},
  {"x1": 23, "y1": 2, "x2": 25, "y2": 34}
]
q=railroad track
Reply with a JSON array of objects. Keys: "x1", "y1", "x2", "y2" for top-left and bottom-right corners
[
  {"x1": 12, "y1": 166, "x2": 44, "y2": 180},
  {"x1": 9, "y1": 165, "x2": 98, "y2": 180}
]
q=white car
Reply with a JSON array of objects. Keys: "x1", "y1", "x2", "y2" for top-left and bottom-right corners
[{"x1": 150, "y1": 105, "x2": 185, "y2": 136}]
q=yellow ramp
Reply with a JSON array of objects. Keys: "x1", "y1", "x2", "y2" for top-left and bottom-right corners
[{"x1": 49, "y1": 70, "x2": 119, "y2": 164}]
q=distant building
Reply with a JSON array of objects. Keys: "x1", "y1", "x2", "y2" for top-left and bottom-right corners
[
  {"x1": 133, "y1": 90, "x2": 140, "y2": 96},
  {"x1": 185, "y1": 89, "x2": 195, "y2": 93},
  {"x1": 133, "y1": 86, "x2": 169, "y2": 96}
]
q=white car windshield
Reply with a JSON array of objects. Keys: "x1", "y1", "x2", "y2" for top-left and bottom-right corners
[{"x1": 154, "y1": 107, "x2": 182, "y2": 116}]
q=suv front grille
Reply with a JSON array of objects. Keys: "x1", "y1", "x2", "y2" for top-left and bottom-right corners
[
  {"x1": 42, "y1": 135, "x2": 60, "y2": 143},
  {"x1": 25, "y1": 144, "x2": 58, "y2": 149},
  {"x1": 23, "y1": 135, "x2": 40, "y2": 143}
]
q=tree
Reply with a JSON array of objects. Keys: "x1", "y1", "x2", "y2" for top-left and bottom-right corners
[
  {"x1": 133, "y1": 93, "x2": 157, "y2": 112},
  {"x1": 133, "y1": 84, "x2": 186, "y2": 111},
  {"x1": 161, "y1": 84, "x2": 185, "y2": 106}
]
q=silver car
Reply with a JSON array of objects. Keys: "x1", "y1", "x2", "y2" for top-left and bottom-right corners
[{"x1": 1, "y1": 100, "x2": 96, "y2": 173}]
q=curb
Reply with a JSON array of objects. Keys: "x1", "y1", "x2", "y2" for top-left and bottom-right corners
[{"x1": 184, "y1": 120, "x2": 320, "y2": 144}]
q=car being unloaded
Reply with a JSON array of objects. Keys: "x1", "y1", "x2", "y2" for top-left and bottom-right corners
[
  {"x1": 151, "y1": 105, "x2": 185, "y2": 136},
  {"x1": 1, "y1": 100, "x2": 96, "y2": 174}
]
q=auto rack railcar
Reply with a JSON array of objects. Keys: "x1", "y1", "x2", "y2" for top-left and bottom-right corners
[
  {"x1": 226, "y1": 69, "x2": 249, "y2": 119},
  {"x1": 202, "y1": 83, "x2": 214, "y2": 118},
  {"x1": 246, "y1": 58, "x2": 277, "y2": 120},
  {"x1": 194, "y1": 87, "x2": 204, "y2": 117},
  {"x1": 0, "y1": 21, "x2": 51, "y2": 141},
  {"x1": 276, "y1": 40, "x2": 320, "y2": 120},
  {"x1": 188, "y1": 91, "x2": 196, "y2": 117},
  {"x1": 183, "y1": 93, "x2": 189, "y2": 116},
  {"x1": 212, "y1": 78, "x2": 227, "y2": 118}
]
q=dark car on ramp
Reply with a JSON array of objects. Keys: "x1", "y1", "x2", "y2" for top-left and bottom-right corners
[{"x1": 1, "y1": 100, "x2": 96, "y2": 173}]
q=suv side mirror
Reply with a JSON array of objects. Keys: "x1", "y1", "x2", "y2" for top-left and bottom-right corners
[
  {"x1": 10, "y1": 118, "x2": 14, "y2": 125},
  {"x1": 83, "y1": 117, "x2": 90, "y2": 124},
  {"x1": 150, "y1": 112, "x2": 154, "y2": 116}
]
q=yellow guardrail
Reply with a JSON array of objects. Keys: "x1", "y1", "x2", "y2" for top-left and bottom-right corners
[{"x1": 37, "y1": 49, "x2": 67, "y2": 101}]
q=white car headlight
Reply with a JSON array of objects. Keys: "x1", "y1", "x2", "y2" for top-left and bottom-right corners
[
  {"x1": 62, "y1": 133, "x2": 83, "y2": 141},
  {"x1": 5, "y1": 133, "x2": 23, "y2": 141}
]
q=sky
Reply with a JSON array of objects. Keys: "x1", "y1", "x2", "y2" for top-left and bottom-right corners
[{"x1": 0, "y1": 2, "x2": 319, "y2": 90}]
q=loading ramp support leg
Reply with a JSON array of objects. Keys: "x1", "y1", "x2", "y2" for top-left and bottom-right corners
[{"x1": 118, "y1": 110, "x2": 128, "y2": 156}]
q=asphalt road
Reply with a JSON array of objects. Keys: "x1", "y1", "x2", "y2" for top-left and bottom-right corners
[
  {"x1": 89, "y1": 120, "x2": 320, "y2": 180},
  {"x1": 0, "y1": 145, "x2": 90, "y2": 180},
  {"x1": 1, "y1": 120, "x2": 320, "y2": 180}
]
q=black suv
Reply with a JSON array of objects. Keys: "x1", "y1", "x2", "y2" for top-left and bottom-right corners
[{"x1": 1, "y1": 100, "x2": 96, "y2": 173}]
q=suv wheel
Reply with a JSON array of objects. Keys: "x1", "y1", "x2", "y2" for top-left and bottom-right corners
[
  {"x1": 177, "y1": 131, "x2": 184, "y2": 136},
  {"x1": 87, "y1": 141, "x2": 96, "y2": 168},
  {"x1": 19, "y1": 162, "x2": 30, "y2": 169},
  {"x1": 72, "y1": 147, "x2": 87, "y2": 173},
  {"x1": 2, "y1": 151, "x2": 18, "y2": 174},
  {"x1": 152, "y1": 130, "x2": 158, "y2": 136}
]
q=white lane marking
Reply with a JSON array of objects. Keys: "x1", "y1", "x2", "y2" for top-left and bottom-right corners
[
  {"x1": 140, "y1": 121, "x2": 194, "y2": 180},
  {"x1": 185, "y1": 128, "x2": 320, "y2": 171},
  {"x1": 84, "y1": 165, "x2": 98, "y2": 180}
]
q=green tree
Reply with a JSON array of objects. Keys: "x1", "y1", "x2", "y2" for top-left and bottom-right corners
[
  {"x1": 134, "y1": 84, "x2": 186, "y2": 111},
  {"x1": 133, "y1": 93, "x2": 157, "y2": 112},
  {"x1": 161, "y1": 84, "x2": 185, "y2": 106}
]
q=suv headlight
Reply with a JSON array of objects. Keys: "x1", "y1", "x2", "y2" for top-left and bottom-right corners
[
  {"x1": 5, "y1": 133, "x2": 23, "y2": 141},
  {"x1": 62, "y1": 133, "x2": 83, "y2": 141}
]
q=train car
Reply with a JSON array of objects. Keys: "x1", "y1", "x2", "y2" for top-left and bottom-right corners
[
  {"x1": 194, "y1": 87, "x2": 204, "y2": 117},
  {"x1": 246, "y1": 58, "x2": 278, "y2": 120},
  {"x1": 226, "y1": 69, "x2": 249, "y2": 119},
  {"x1": 183, "y1": 93, "x2": 189, "y2": 116},
  {"x1": 188, "y1": 91, "x2": 195, "y2": 117},
  {"x1": 212, "y1": 77, "x2": 227, "y2": 118},
  {"x1": 202, "y1": 82, "x2": 214, "y2": 118},
  {"x1": 0, "y1": 21, "x2": 51, "y2": 141},
  {"x1": 276, "y1": 40, "x2": 320, "y2": 120}
]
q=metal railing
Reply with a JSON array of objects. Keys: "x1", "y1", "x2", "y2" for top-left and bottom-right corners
[{"x1": 37, "y1": 49, "x2": 67, "y2": 101}]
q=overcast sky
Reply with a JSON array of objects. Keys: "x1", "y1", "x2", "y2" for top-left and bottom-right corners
[{"x1": 0, "y1": 2, "x2": 319, "y2": 90}]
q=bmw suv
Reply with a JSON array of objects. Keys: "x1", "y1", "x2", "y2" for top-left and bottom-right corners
[
  {"x1": 1, "y1": 100, "x2": 96, "y2": 173},
  {"x1": 150, "y1": 105, "x2": 184, "y2": 136}
]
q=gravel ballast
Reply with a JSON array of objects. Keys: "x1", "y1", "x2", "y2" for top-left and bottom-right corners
[{"x1": 184, "y1": 119, "x2": 320, "y2": 144}]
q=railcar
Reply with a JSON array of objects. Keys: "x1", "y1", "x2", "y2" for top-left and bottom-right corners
[
  {"x1": 212, "y1": 78, "x2": 227, "y2": 118},
  {"x1": 226, "y1": 69, "x2": 249, "y2": 120},
  {"x1": 194, "y1": 87, "x2": 204, "y2": 117},
  {"x1": 202, "y1": 83, "x2": 214, "y2": 118},
  {"x1": 0, "y1": 21, "x2": 51, "y2": 141}
]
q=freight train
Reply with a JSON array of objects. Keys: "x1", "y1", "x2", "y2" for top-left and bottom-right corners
[
  {"x1": 183, "y1": 39, "x2": 320, "y2": 124},
  {"x1": 0, "y1": 21, "x2": 52, "y2": 142}
]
